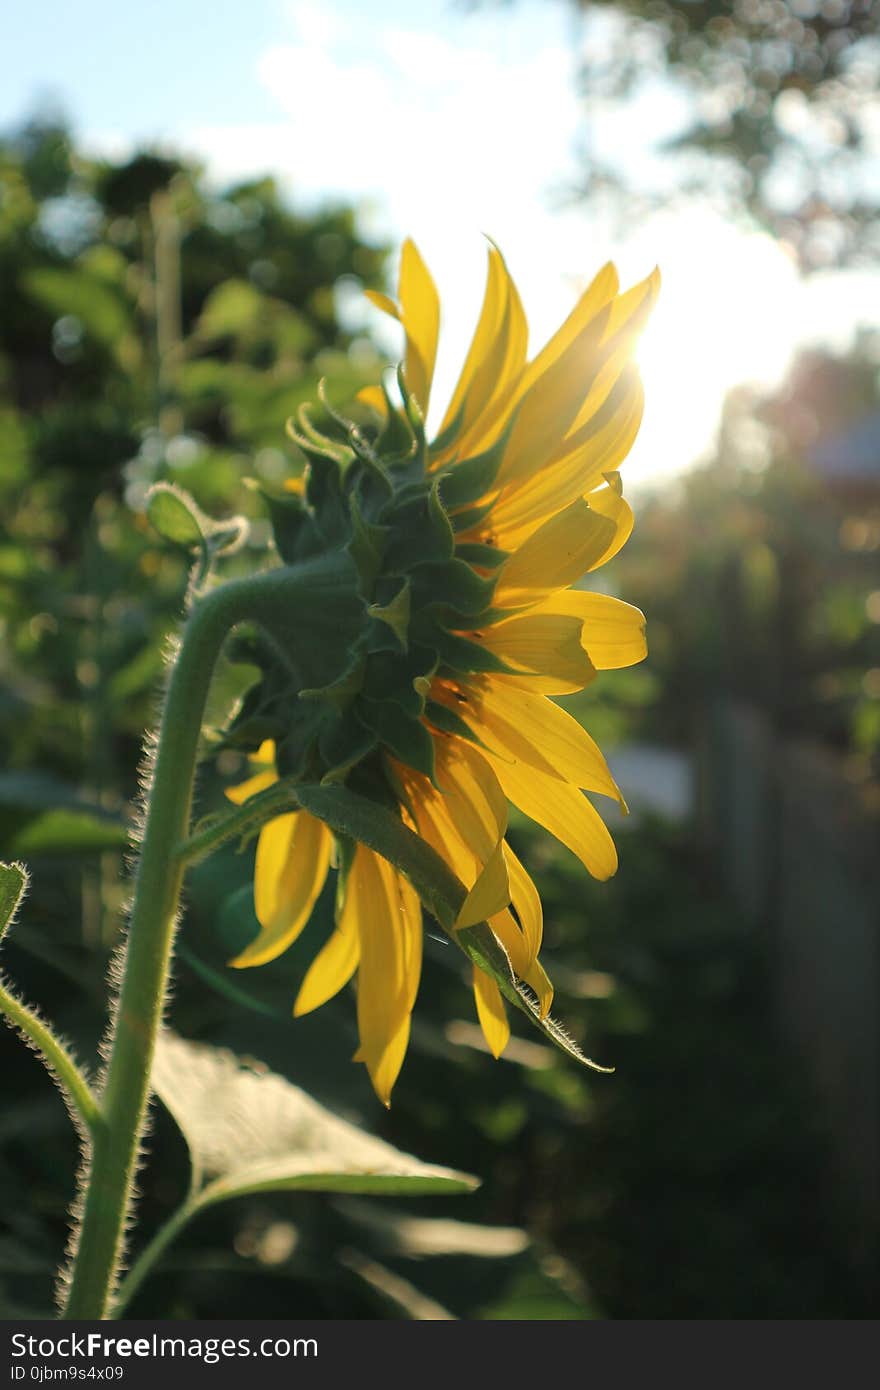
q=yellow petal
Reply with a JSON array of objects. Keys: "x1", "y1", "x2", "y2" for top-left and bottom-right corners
[
  {"x1": 455, "y1": 680, "x2": 623, "y2": 804},
  {"x1": 482, "y1": 750, "x2": 618, "y2": 882},
  {"x1": 399, "y1": 238, "x2": 440, "y2": 414},
  {"x1": 494, "y1": 499, "x2": 616, "y2": 608},
  {"x1": 224, "y1": 739, "x2": 278, "y2": 804},
  {"x1": 472, "y1": 965, "x2": 510, "y2": 1058},
  {"x1": 434, "y1": 245, "x2": 528, "y2": 463},
  {"x1": 470, "y1": 610, "x2": 597, "y2": 694},
  {"x1": 584, "y1": 474, "x2": 634, "y2": 570},
  {"x1": 455, "y1": 839, "x2": 511, "y2": 930},
  {"x1": 230, "y1": 811, "x2": 332, "y2": 968},
  {"x1": 503, "y1": 842, "x2": 543, "y2": 961},
  {"x1": 569, "y1": 267, "x2": 661, "y2": 435},
  {"x1": 355, "y1": 384, "x2": 389, "y2": 418},
  {"x1": 486, "y1": 366, "x2": 644, "y2": 548},
  {"x1": 487, "y1": 906, "x2": 530, "y2": 978},
  {"x1": 522, "y1": 955, "x2": 554, "y2": 1019},
  {"x1": 530, "y1": 590, "x2": 647, "y2": 670},
  {"x1": 495, "y1": 300, "x2": 614, "y2": 488},
  {"x1": 224, "y1": 768, "x2": 276, "y2": 806},
  {"x1": 293, "y1": 876, "x2": 360, "y2": 1018},
  {"x1": 433, "y1": 738, "x2": 508, "y2": 864},
  {"x1": 354, "y1": 848, "x2": 421, "y2": 1106},
  {"x1": 461, "y1": 261, "x2": 619, "y2": 464}
]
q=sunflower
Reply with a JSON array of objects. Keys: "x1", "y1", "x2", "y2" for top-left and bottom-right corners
[{"x1": 225, "y1": 239, "x2": 658, "y2": 1104}]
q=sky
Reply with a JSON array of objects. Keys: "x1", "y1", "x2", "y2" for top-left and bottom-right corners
[{"x1": 5, "y1": 0, "x2": 877, "y2": 486}]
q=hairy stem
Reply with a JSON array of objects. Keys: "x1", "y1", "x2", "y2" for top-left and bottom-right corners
[
  {"x1": 0, "y1": 981, "x2": 100, "y2": 1134},
  {"x1": 111, "y1": 1194, "x2": 202, "y2": 1317},
  {"x1": 60, "y1": 555, "x2": 354, "y2": 1318}
]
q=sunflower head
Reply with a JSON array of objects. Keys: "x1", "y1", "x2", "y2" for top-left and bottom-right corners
[{"x1": 225, "y1": 239, "x2": 658, "y2": 1103}]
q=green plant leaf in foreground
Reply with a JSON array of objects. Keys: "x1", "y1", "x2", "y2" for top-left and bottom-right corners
[{"x1": 152, "y1": 1030, "x2": 479, "y2": 1201}]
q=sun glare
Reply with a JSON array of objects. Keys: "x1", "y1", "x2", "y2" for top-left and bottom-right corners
[{"x1": 629, "y1": 213, "x2": 801, "y2": 486}]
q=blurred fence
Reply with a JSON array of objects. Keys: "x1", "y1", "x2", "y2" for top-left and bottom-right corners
[{"x1": 698, "y1": 699, "x2": 880, "y2": 1253}]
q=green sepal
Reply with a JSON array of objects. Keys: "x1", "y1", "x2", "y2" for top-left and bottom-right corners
[
  {"x1": 382, "y1": 482, "x2": 455, "y2": 573},
  {"x1": 293, "y1": 405, "x2": 351, "y2": 464},
  {"x1": 318, "y1": 716, "x2": 377, "y2": 785},
  {"x1": 306, "y1": 454, "x2": 349, "y2": 546},
  {"x1": 428, "y1": 399, "x2": 466, "y2": 460},
  {"x1": 409, "y1": 558, "x2": 496, "y2": 617},
  {"x1": 346, "y1": 494, "x2": 387, "y2": 593},
  {"x1": 263, "y1": 488, "x2": 321, "y2": 564},
  {"x1": 355, "y1": 700, "x2": 436, "y2": 780},
  {"x1": 422, "y1": 624, "x2": 512, "y2": 674},
  {"x1": 362, "y1": 644, "x2": 437, "y2": 716},
  {"x1": 450, "y1": 500, "x2": 494, "y2": 534},
  {"x1": 367, "y1": 577, "x2": 410, "y2": 651},
  {"x1": 437, "y1": 442, "x2": 503, "y2": 512},
  {"x1": 376, "y1": 380, "x2": 418, "y2": 461},
  {"x1": 454, "y1": 542, "x2": 509, "y2": 569},
  {"x1": 396, "y1": 364, "x2": 428, "y2": 472},
  {"x1": 423, "y1": 699, "x2": 479, "y2": 742},
  {"x1": 299, "y1": 651, "x2": 366, "y2": 708},
  {"x1": 292, "y1": 404, "x2": 351, "y2": 465}
]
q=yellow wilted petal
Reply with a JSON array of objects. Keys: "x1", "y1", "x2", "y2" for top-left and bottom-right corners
[
  {"x1": 455, "y1": 839, "x2": 511, "y2": 930},
  {"x1": 471, "y1": 611, "x2": 597, "y2": 694},
  {"x1": 531, "y1": 590, "x2": 647, "y2": 670},
  {"x1": 399, "y1": 238, "x2": 440, "y2": 414},
  {"x1": 494, "y1": 499, "x2": 616, "y2": 608},
  {"x1": 472, "y1": 965, "x2": 510, "y2": 1059},
  {"x1": 483, "y1": 750, "x2": 619, "y2": 882},
  {"x1": 230, "y1": 811, "x2": 332, "y2": 968},
  {"x1": 460, "y1": 680, "x2": 623, "y2": 804}
]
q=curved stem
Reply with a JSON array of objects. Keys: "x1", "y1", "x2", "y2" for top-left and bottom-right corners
[
  {"x1": 0, "y1": 981, "x2": 100, "y2": 1133},
  {"x1": 61, "y1": 574, "x2": 265, "y2": 1319},
  {"x1": 111, "y1": 1194, "x2": 203, "y2": 1317},
  {"x1": 60, "y1": 555, "x2": 354, "y2": 1318}
]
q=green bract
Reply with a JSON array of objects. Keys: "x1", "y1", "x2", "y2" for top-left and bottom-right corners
[{"x1": 227, "y1": 375, "x2": 509, "y2": 791}]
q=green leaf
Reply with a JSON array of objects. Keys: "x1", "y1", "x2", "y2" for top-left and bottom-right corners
[
  {"x1": 0, "y1": 774, "x2": 130, "y2": 857},
  {"x1": 293, "y1": 782, "x2": 612, "y2": 1072},
  {"x1": 152, "y1": 1031, "x2": 478, "y2": 1201},
  {"x1": 0, "y1": 862, "x2": 27, "y2": 943},
  {"x1": 6, "y1": 808, "x2": 130, "y2": 856}
]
